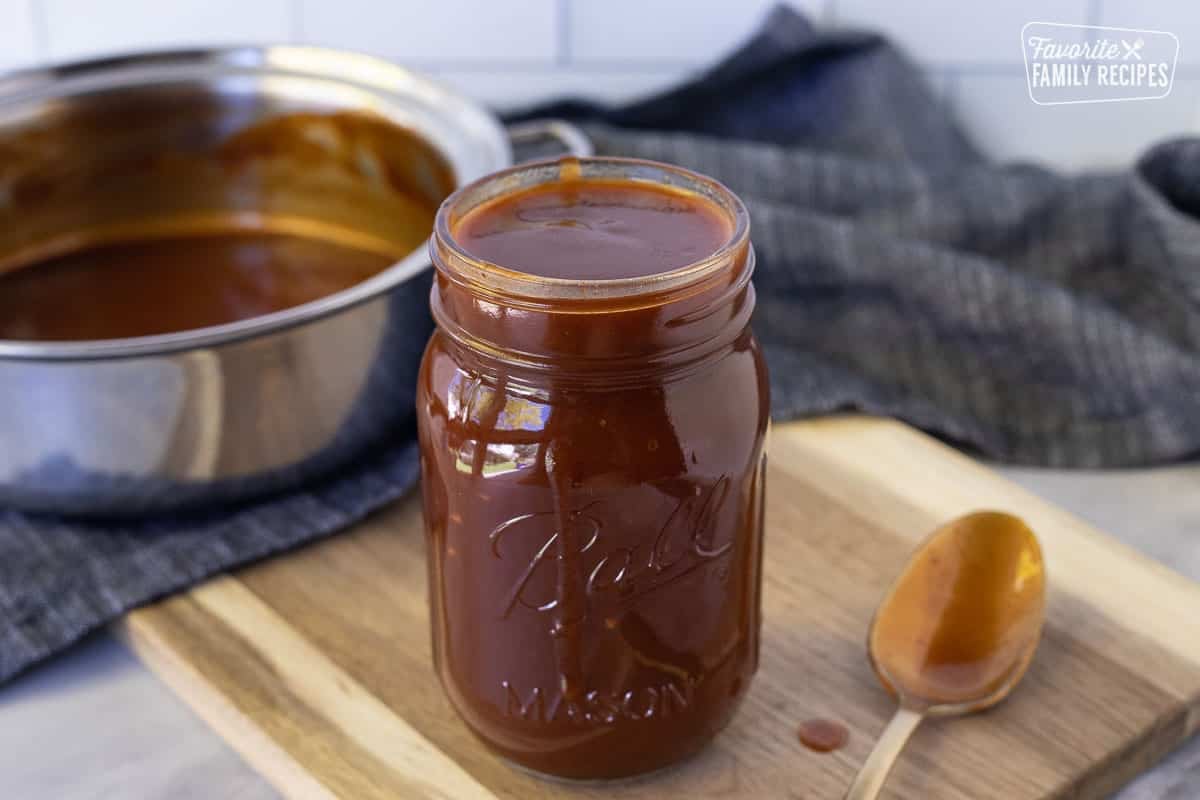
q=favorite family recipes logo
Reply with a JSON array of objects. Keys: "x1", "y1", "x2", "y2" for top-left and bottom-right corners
[{"x1": 1022, "y1": 22, "x2": 1179, "y2": 105}]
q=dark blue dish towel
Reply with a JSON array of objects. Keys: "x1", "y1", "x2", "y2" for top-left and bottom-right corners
[{"x1": 3, "y1": 5, "x2": 1199, "y2": 683}]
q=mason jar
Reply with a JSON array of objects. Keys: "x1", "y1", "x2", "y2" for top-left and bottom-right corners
[{"x1": 417, "y1": 157, "x2": 769, "y2": 779}]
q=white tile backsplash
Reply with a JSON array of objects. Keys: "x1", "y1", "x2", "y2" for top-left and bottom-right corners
[
  {"x1": 42, "y1": 0, "x2": 290, "y2": 61},
  {"x1": 1098, "y1": 0, "x2": 1199, "y2": 65},
  {"x1": 0, "y1": 0, "x2": 1196, "y2": 167},
  {"x1": 570, "y1": 0, "x2": 825, "y2": 64},
  {"x1": 833, "y1": 0, "x2": 1088, "y2": 64},
  {"x1": 950, "y1": 72, "x2": 1200, "y2": 169},
  {"x1": 297, "y1": 0, "x2": 557, "y2": 63},
  {"x1": 432, "y1": 66, "x2": 690, "y2": 110},
  {"x1": 0, "y1": 0, "x2": 37, "y2": 70}
]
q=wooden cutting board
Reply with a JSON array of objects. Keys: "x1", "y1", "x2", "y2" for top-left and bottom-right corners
[{"x1": 118, "y1": 417, "x2": 1200, "y2": 799}]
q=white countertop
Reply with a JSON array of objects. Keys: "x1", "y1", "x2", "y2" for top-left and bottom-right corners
[{"x1": 2, "y1": 464, "x2": 1198, "y2": 800}]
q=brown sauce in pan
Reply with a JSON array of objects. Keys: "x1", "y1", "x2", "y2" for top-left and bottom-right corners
[
  {"x1": 0, "y1": 224, "x2": 401, "y2": 341},
  {"x1": 0, "y1": 110, "x2": 448, "y2": 341}
]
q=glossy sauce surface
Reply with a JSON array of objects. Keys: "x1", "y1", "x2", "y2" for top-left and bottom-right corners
[
  {"x1": 454, "y1": 178, "x2": 732, "y2": 280},
  {"x1": 0, "y1": 227, "x2": 400, "y2": 341},
  {"x1": 869, "y1": 511, "x2": 1046, "y2": 708},
  {"x1": 419, "y1": 167, "x2": 768, "y2": 779},
  {"x1": 0, "y1": 109, "x2": 448, "y2": 341}
]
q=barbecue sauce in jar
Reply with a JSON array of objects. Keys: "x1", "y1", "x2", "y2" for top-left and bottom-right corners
[{"x1": 417, "y1": 157, "x2": 769, "y2": 779}]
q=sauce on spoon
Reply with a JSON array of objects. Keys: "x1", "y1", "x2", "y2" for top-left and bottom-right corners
[
  {"x1": 869, "y1": 510, "x2": 1046, "y2": 711},
  {"x1": 846, "y1": 511, "x2": 1047, "y2": 800}
]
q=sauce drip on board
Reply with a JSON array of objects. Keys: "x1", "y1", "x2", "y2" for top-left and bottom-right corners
[
  {"x1": 419, "y1": 158, "x2": 768, "y2": 779},
  {"x1": 797, "y1": 718, "x2": 849, "y2": 753},
  {"x1": 869, "y1": 511, "x2": 1046, "y2": 709},
  {"x1": 546, "y1": 440, "x2": 587, "y2": 702}
]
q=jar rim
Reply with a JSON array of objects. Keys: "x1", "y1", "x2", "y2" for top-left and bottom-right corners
[{"x1": 431, "y1": 156, "x2": 750, "y2": 302}]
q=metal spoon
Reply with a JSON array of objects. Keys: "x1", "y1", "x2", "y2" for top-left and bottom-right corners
[{"x1": 845, "y1": 511, "x2": 1047, "y2": 800}]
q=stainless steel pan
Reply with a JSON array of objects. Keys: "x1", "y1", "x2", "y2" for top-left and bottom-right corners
[{"x1": 0, "y1": 47, "x2": 589, "y2": 515}]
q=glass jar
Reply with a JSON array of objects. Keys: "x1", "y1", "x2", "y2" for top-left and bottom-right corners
[{"x1": 417, "y1": 157, "x2": 769, "y2": 780}]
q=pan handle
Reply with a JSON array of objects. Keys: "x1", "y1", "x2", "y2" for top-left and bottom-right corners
[{"x1": 505, "y1": 119, "x2": 593, "y2": 161}]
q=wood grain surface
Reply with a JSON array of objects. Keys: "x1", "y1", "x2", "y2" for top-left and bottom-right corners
[{"x1": 119, "y1": 417, "x2": 1200, "y2": 799}]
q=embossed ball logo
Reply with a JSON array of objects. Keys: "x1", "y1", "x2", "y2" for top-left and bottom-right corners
[{"x1": 489, "y1": 475, "x2": 734, "y2": 620}]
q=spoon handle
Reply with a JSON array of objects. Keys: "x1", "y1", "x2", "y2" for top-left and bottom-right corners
[{"x1": 844, "y1": 706, "x2": 924, "y2": 800}]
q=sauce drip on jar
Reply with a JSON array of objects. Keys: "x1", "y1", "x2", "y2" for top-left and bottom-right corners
[{"x1": 418, "y1": 157, "x2": 768, "y2": 780}]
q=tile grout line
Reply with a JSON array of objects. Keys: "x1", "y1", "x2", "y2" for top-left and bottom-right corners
[
  {"x1": 940, "y1": 69, "x2": 959, "y2": 116},
  {"x1": 822, "y1": 0, "x2": 837, "y2": 27},
  {"x1": 287, "y1": 0, "x2": 304, "y2": 43},
  {"x1": 208, "y1": 58, "x2": 1036, "y2": 76},
  {"x1": 556, "y1": 0, "x2": 571, "y2": 66},
  {"x1": 28, "y1": 0, "x2": 49, "y2": 61},
  {"x1": 398, "y1": 58, "x2": 695, "y2": 72},
  {"x1": 1086, "y1": 0, "x2": 1103, "y2": 29}
]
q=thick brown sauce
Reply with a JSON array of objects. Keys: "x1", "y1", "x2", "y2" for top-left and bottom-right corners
[
  {"x1": 869, "y1": 511, "x2": 1046, "y2": 708},
  {"x1": 797, "y1": 718, "x2": 849, "y2": 753},
  {"x1": 0, "y1": 226, "x2": 399, "y2": 341},
  {"x1": 420, "y1": 166, "x2": 768, "y2": 778},
  {"x1": 458, "y1": 175, "x2": 734, "y2": 735},
  {"x1": 0, "y1": 109, "x2": 449, "y2": 342},
  {"x1": 454, "y1": 176, "x2": 732, "y2": 280}
]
